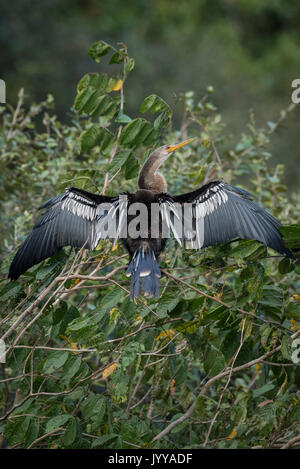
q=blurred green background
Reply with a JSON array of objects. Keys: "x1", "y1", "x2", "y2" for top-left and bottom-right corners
[{"x1": 1, "y1": 0, "x2": 299, "y2": 189}]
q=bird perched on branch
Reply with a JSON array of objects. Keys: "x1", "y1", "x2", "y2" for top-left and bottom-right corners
[{"x1": 9, "y1": 138, "x2": 293, "y2": 299}]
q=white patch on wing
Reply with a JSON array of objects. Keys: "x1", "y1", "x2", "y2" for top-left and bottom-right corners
[
  {"x1": 115, "y1": 196, "x2": 128, "y2": 241},
  {"x1": 185, "y1": 183, "x2": 230, "y2": 249},
  {"x1": 192, "y1": 184, "x2": 229, "y2": 220},
  {"x1": 61, "y1": 192, "x2": 97, "y2": 221},
  {"x1": 94, "y1": 196, "x2": 128, "y2": 247},
  {"x1": 160, "y1": 201, "x2": 183, "y2": 244}
]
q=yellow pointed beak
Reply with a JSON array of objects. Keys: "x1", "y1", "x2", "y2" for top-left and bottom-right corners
[{"x1": 166, "y1": 137, "x2": 195, "y2": 153}]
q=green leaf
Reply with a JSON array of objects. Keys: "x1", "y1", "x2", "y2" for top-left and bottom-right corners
[
  {"x1": 140, "y1": 95, "x2": 157, "y2": 113},
  {"x1": 62, "y1": 356, "x2": 82, "y2": 383},
  {"x1": 62, "y1": 416, "x2": 78, "y2": 446},
  {"x1": 253, "y1": 384, "x2": 275, "y2": 398},
  {"x1": 80, "y1": 125, "x2": 101, "y2": 152},
  {"x1": 260, "y1": 325, "x2": 272, "y2": 347},
  {"x1": 81, "y1": 394, "x2": 106, "y2": 428},
  {"x1": 246, "y1": 263, "x2": 265, "y2": 299},
  {"x1": 243, "y1": 318, "x2": 253, "y2": 341},
  {"x1": 77, "y1": 73, "x2": 109, "y2": 93},
  {"x1": 0, "y1": 281, "x2": 21, "y2": 303},
  {"x1": 74, "y1": 88, "x2": 119, "y2": 118},
  {"x1": 123, "y1": 152, "x2": 140, "y2": 180},
  {"x1": 156, "y1": 293, "x2": 180, "y2": 318},
  {"x1": 119, "y1": 118, "x2": 154, "y2": 146},
  {"x1": 258, "y1": 286, "x2": 283, "y2": 309},
  {"x1": 280, "y1": 224, "x2": 300, "y2": 250},
  {"x1": 91, "y1": 397, "x2": 106, "y2": 427},
  {"x1": 109, "y1": 149, "x2": 131, "y2": 175},
  {"x1": 121, "y1": 343, "x2": 142, "y2": 368},
  {"x1": 4, "y1": 416, "x2": 30, "y2": 446},
  {"x1": 140, "y1": 94, "x2": 171, "y2": 130},
  {"x1": 202, "y1": 305, "x2": 228, "y2": 323},
  {"x1": 230, "y1": 240, "x2": 265, "y2": 259},
  {"x1": 177, "y1": 318, "x2": 201, "y2": 334},
  {"x1": 290, "y1": 403, "x2": 300, "y2": 423},
  {"x1": 99, "y1": 288, "x2": 125, "y2": 312},
  {"x1": 24, "y1": 419, "x2": 39, "y2": 448},
  {"x1": 204, "y1": 345, "x2": 226, "y2": 376},
  {"x1": 53, "y1": 304, "x2": 80, "y2": 335},
  {"x1": 279, "y1": 257, "x2": 294, "y2": 274},
  {"x1": 43, "y1": 351, "x2": 69, "y2": 374},
  {"x1": 74, "y1": 87, "x2": 98, "y2": 113},
  {"x1": 80, "y1": 126, "x2": 113, "y2": 152},
  {"x1": 91, "y1": 95, "x2": 119, "y2": 118},
  {"x1": 120, "y1": 118, "x2": 144, "y2": 145},
  {"x1": 98, "y1": 127, "x2": 114, "y2": 151},
  {"x1": 140, "y1": 94, "x2": 170, "y2": 115},
  {"x1": 222, "y1": 330, "x2": 241, "y2": 359},
  {"x1": 67, "y1": 317, "x2": 93, "y2": 332},
  {"x1": 36, "y1": 262, "x2": 59, "y2": 280},
  {"x1": 89, "y1": 41, "x2": 111, "y2": 62},
  {"x1": 281, "y1": 335, "x2": 292, "y2": 360},
  {"x1": 45, "y1": 414, "x2": 72, "y2": 433},
  {"x1": 115, "y1": 111, "x2": 132, "y2": 124},
  {"x1": 91, "y1": 434, "x2": 119, "y2": 448},
  {"x1": 285, "y1": 302, "x2": 300, "y2": 320},
  {"x1": 154, "y1": 111, "x2": 171, "y2": 130},
  {"x1": 125, "y1": 58, "x2": 135, "y2": 74},
  {"x1": 193, "y1": 396, "x2": 206, "y2": 419},
  {"x1": 109, "y1": 369, "x2": 130, "y2": 404},
  {"x1": 109, "y1": 52, "x2": 124, "y2": 64}
]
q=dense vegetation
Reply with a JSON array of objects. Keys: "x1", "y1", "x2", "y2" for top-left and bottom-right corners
[{"x1": 0, "y1": 40, "x2": 300, "y2": 449}]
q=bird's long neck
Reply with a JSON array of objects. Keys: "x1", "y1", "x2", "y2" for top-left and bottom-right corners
[{"x1": 138, "y1": 152, "x2": 167, "y2": 193}]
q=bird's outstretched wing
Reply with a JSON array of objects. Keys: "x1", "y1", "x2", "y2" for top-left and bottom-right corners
[
  {"x1": 166, "y1": 180, "x2": 293, "y2": 257},
  {"x1": 9, "y1": 187, "x2": 127, "y2": 280}
]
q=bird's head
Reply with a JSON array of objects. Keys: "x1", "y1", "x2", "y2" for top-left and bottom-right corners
[
  {"x1": 154, "y1": 137, "x2": 195, "y2": 163},
  {"x1": 138, "y1": 137, "x2": 195, "y2": 192}
]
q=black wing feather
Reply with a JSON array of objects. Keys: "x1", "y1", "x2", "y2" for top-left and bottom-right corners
[
  {"x1": 172, "y1": 181, "x2": 293, "y2": 258},
  {"x1": 9, "y1": 188, "x2": 120, "y2": 280}
]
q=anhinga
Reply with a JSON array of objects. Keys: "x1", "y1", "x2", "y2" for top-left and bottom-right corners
[{"x1": 9, "y1": 138, "x2": 292, "y2": 299}]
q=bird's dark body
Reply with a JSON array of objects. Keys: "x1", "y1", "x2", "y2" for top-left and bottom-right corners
[
  {"x1": 8, "y1": 140, "x2": 293, "y2": 300},
  {"x1": 122, "y1": 189, "x2": 167, "y2": 259},
  {"x1": 121, "y1": 189, "x2": 167, "y2": 299}
]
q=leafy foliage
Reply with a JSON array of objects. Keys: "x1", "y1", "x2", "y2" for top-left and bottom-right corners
[{"x1": 0, "y1": 41, "x2": 300, "y2": 450}]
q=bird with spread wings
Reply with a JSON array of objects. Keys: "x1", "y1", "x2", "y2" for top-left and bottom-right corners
[{"x1": 9, "y1": 138, "x2": 293, "y2": 299}]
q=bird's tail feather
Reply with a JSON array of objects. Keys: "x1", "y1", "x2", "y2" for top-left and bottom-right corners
[{"x1": 126, "y1": 248, "x2": 161, "y2": 300}]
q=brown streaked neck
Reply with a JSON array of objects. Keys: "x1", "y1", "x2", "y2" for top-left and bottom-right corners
[{"x1": 138, "y1": 151, "x2": 168, "y2": 193}]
